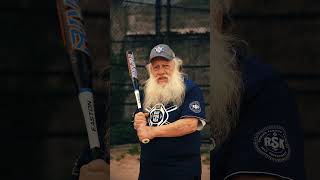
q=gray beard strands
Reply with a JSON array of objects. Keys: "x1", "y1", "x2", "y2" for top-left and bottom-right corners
[
  {"x1": 144, "y1": 70, "x2": 185, "y2": 109},
  {"x1": 210, "y1": 28, "x2": 242, "y2": 145}
]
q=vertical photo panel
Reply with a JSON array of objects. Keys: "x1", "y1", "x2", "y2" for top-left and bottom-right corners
[
  {"x1": 211, "y1": 0, "x2": 319, "y2": 180},
  {"x1": 111, "y1": 0, "x2": 210, "y2": 179}
]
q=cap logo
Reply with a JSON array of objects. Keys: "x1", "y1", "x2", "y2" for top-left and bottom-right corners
[
  {"x1": 254, "y1": 125, "x2": 291, "y2": 163},
  {"x1": 154, "y1": 46, "x2": 164, "y2": 53}
]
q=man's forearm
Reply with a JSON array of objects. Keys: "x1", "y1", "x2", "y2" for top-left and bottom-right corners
[{"x1": 151, "y1": 118, "x2": 198, "y2": 138}]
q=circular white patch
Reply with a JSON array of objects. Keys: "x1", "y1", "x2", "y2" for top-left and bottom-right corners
[
  {"x1": 253, "y1": 125, "x2": 291, "y2": 163},
  {"x1": 148, "y1": 104, "x2": 167, "y2": 126},
  {"x1": 155, "y1": 46, "x2": 164, "y2": 53},
  {"x1": 189, "y1": 101, "x2": 201, "y2": 113}
]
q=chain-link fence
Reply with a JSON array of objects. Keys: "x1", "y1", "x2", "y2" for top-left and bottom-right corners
[{"x1": 111, "y1": 0, "x2": 210, "y2": 144}]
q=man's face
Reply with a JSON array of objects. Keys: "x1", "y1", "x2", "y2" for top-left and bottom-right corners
[{"x1": 150, "y1": 57, "x2": 175, "y2": 85}]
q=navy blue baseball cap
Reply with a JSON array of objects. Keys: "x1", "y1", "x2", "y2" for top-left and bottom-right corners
[{"x1": 149, "y1": 44, "x2": 175, "y2": 63}]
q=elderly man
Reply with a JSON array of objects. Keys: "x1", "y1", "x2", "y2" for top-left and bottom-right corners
[
  {"x1": 210, "y1": 0, "x2": 306, "y2": 180},
  {"x1": 133, "y1": 44, "x2": 206, "y2": 180}
]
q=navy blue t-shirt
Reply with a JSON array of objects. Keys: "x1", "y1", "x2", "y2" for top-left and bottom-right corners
[
  {"x1": 139, "y1": 79, "x2": 206, "y2": 180},
  {"x1": 210, "y1": 58, "x2": 306, "y2": 180}
]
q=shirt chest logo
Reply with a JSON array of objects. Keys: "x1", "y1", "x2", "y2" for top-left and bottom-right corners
[
  {"x1": 254, "y1": 125, "x2": 291, "y2": 162},
  {"x1": 145, "y1": 104, "x2": 178, "y2": 126}
]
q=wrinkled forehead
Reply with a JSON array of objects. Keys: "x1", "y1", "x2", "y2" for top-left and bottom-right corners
[{"x1": 151, "y1": 57, "x2": 173, "y2": 66}]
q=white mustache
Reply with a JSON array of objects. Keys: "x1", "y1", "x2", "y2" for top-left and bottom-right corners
[
  {"x1": 144, "y1": 69, "x2": 185, "y2": 108},
  {"x1": 157, "y1": 75, "x2": 169, "y2": 80}
]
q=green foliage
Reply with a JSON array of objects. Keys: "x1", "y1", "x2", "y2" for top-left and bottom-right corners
[
  {"x1": 110, "y1": 121, "x2": 139, "y2": 145},
  {"x1": 110, "y1": 48, "x2": 131, "y2": 125},
  {"x1": 200, "y1": 147, "x2": 210, "y2": 154},
  {"x1": 115, "y1": 153, "x2": 126, "y2": 161},
  {"x1": 127, "y1": 144, "x2": 141, "y2": 155},
  {"x1": 202, "y1": 153, "x2": 210, "y2": 165}
]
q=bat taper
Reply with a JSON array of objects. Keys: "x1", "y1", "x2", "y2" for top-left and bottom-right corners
[
  {"x1": 56, "y1": 0, "x2": 103, "y2": 159},
  {"x1": 126, "y1": 50, "x2": 150, "y2": 144}
]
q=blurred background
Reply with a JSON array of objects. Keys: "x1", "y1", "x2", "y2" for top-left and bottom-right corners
[
  {"x1": 228, "y1": 1, "x2": 320, "y2": 179},
  {"x1": 1, "y1": 0, "x2": 109, "y2": 179}
]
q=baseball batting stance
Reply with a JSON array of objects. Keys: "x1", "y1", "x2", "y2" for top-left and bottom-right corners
[{"x1": 133, "y1": 44, "x2": 206, "y2": 180}]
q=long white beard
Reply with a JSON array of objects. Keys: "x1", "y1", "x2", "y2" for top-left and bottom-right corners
[
  {"x1": 210, "y1": 28, "x2": 242, "y2": 144},
  {"x1": 143, "y1": 70, "x2": 185, "y2": 109}
]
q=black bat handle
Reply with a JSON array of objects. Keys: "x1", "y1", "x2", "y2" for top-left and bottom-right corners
[
  {"x1": 132, "y1": 78, "x2": 143, "y2": 112},
  {"x1": 73, "y1": 52, "x2": 104, "y2": 158},
  {"x1": 91, "y1": 147, "x2": 104, "y2": 160}
]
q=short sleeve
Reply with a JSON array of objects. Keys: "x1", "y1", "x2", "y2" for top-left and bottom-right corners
[
  {"x1": 180, "y1": 85, "x2": 206, "y2": 130},
  {"x1": 216, "y1": 76, "x2": 306, "y2": 180}
]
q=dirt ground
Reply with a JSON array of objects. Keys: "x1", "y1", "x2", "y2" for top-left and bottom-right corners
[{"x1": 110, "y1": 144, "x2": 210, "y2": 180}]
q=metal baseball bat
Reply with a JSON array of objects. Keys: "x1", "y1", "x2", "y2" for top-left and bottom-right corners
[
  {"x1": 56, "y1": 0, "x2": 103, "y2": 159},
  {"x1": 126, "y1": 50, "x2": 150, "y2": 144}
]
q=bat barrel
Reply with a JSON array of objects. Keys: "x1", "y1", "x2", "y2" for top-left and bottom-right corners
[{"x1": 126, "y1": 50, "x2": 151, "y2": 144}]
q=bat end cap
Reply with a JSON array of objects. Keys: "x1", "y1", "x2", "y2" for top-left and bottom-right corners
[{"x1": 142, "y1": 139, "x2": 150, "y2": 144}]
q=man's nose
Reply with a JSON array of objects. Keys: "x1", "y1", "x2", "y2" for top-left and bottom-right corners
[{"x1": 157, "y1": 67, "x2": 166, "y2": 75}]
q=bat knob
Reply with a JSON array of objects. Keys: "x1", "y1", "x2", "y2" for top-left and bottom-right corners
[
  {"x1": 91, "y1": 147, "x2": 104, "y2": 160},
  {"x1": 142, "y1": 139, "x2": 150, "y2": 144}
]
